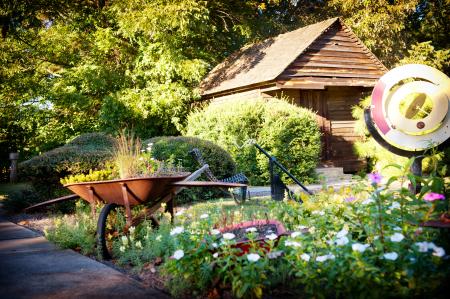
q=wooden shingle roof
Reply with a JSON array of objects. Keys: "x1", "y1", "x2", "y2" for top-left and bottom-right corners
[{"x1": 200, "y1": 17, "x2": 386, "y2": 96}]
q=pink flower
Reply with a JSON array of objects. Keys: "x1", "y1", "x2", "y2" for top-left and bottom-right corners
[
  {"x1": 368, "y1": 172, "x2": 382, "y2": 185},
  {"x1": 423, "y1": 192, "x2": 445, "y2": 202},
  {"x1": 345, "y1": 197, "x2": 356, "y2": 203}
]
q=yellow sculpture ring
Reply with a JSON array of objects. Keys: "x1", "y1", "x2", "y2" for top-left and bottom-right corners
[{"x1": 371, "y1": 64, "x2": 450, "y2": 152}]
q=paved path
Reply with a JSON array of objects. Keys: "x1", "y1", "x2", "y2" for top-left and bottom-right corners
[
  {"x1": 0, "y1": 217, "x2": 170, "y2": 299},
  {"x1": 248, "y1": 178, "x2": 356, "y2": 197}
]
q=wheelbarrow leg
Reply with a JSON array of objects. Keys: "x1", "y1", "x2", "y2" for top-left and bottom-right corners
[
  {"x1": 120, "y1": 183, "x2": 133, "y2": 228},
  {"x1": 87, "y1": 186, "x2": 98, "y2": 218},
  {"x1": 166, "y1": 192, "x2": 175, "y2": 224}
]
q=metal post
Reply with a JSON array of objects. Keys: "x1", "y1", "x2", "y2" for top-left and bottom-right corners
[
  {"x1": 269, "y1": 158, "x2": 274, "y2": 199},
  {"x1": 409, "y1": 156, "x2": 423, "y2": 194},
  {"x1": 9, "y1": 152, "x2": 19, "y2": 183}
]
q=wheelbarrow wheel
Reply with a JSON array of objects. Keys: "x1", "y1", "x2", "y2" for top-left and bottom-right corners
[
  {"x1": 97, "y1": 204, "x2": 160, "y2": 260},
  {"x1": 97, "y1": 203, "x2": 124, "y2": 260}
]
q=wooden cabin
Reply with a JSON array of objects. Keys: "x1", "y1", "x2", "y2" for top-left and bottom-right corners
[{"x1": 199, "y1": 17, "x2": 387, "y2": 173}]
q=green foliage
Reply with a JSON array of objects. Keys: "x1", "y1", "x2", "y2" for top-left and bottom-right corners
[
  {"x1": 398, "y1": 41, "x2": 450, "y2": 72},
  {"x1": 45, "y1": 201, "x2": 97, "y2": 255},
  {"x1": 19, "y1": 132, "x2": 115, "y2": 199},
  {"x1": 184, "y1": 97, "x2": 321, "y2": 185},
  {"x1": 2, "y1": 189, "x2": 42, "y2": 213},
  {"x1": 60, "y1": 169, "x2": 114, "y2": 185},
  {"x1": 2, "y1": 0, "x2": 449, "y2": 160},
  {"x1": 145, "y1": 136, "x2": 237, "y2": 203}
]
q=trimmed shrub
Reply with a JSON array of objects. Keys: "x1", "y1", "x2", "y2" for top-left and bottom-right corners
[
  {"x1": 144, "y1": 136, "x2": 237, "y2": 203},
  {"x1": 184, "y1": 97, "x2": 321, "y2": 185},
  {"x1": 145, "y1": 136, "x2": 236, "y2": 179},
  {"x1": 19, "y1": 132, "x2": 115, "y2": 200}
]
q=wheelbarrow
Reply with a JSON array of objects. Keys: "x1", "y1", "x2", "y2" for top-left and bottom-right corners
[{"x1": 25, "y1": 165, "x2": 247, "y2": 259}]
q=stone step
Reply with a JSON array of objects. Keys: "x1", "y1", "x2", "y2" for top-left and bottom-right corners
[{"x1": 315, "y1": 167, "x2": 352, "y2": 183}]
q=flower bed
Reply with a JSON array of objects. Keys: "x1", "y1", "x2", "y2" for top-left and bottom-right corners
[{"x1": 43, "y1": 165, "x2": 449, "y2": 298}]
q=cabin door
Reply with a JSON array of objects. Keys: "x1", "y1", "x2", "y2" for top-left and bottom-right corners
[{"x1": 298, "y1": 90, "x2": 331, "y2": 161}]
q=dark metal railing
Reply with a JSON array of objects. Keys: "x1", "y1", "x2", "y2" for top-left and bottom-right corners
[{"x1": 253, "y1": 143, "x2": 312, "y2": 200}]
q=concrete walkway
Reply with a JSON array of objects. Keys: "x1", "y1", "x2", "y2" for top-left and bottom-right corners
[
  {"x1": 0, "y1": 217, "x2": 170, "y2": 299},
  {"x1": 248, "y1": 178, "x2": 356, "y2": 197}
]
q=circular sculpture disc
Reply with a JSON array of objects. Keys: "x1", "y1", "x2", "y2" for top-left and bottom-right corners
[{"x1": 370, "y1": 64, "x2": 450, "y2": 153}]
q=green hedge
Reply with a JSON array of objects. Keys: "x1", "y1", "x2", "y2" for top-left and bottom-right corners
[
  {"x1": 144, "y1": 136, "x2": 237, "y2": 203},
  {"x1": 19, "y1": 133, "x2": 115, "y2": 200},
  {"x1": 184, "y1": 97, "x2": 321, "y2": 185}
]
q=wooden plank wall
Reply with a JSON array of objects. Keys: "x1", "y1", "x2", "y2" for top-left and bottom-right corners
[{"x1": 277, "y1": 21, "x2": 385, "y2": 88}]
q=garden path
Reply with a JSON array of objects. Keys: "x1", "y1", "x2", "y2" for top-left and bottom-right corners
[{"x1": 0, "y1": 214, "x2": 170, "y2": 299}]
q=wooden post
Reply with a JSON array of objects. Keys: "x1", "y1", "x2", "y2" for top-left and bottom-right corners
[{"x1": 9, "y1": 152, "x2": 19, "y2": 183}]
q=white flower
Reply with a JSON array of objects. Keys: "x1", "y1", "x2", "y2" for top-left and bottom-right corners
[
  {"x1": 285, "y1": 240, "x2": 301, "y2": 247},
  {"x1": 175, "y1": 210, "x2": 185, "y2": 216},
  {"x1": 211, "y1": 229, "x2": 221, "y2": 235},
  {"x1": 393, "y1": 226, "x2": 402, "y2": 231},
  {"x1": 200, "y1": 213, "x2": 209, "y2": 219},
  {"x1": 129, "y1": 226, "x2": 135, "y2": 234},
  {"x1": 300, "y1": 253, "x2": 311, "y2": 261},
  {"x1": 312, "y1": 210, "x2": 325, "y2": 216},
  {"x1": 362, "y1": 198, "x2": 375, "y2": 205},
  {"x1": 389, "y1": 201, "x2": 401, "y2": 209},
  {"x1": 352, "y1": 243, "x2": 370, "y2": 253},
  {"x1": 267, "y1": 250, "x2": 283, "y2": 259},
  {"x1": 297, "y1": 225, "x2": 308, "y2": 230},
  {"x1": 213, "y1": 252, "x2": 219, "y2": 258},
  {"x1": 291, "y1": 231, "x2": 302, "y2": 238},
  {"x1": 223, "y1": 233, "x2": 235, "y2": 240},
  {"x1": 335, "y1": 236, "x2": 349, "y2": 246},
  {"x1": 156, "y1": 235, "x2": 162, "y2": 241},
  {"x1": 247, "y1": 253, "x2": 261, "y2": 262},
  {"x1": 170, "y1": 226, "x2": 184, "y2": 236},
  {"x1": 121, "y1": 236, "x2": 128, "y2": 246},
  {"x1": 415, "y1": 241, "x2": 434, "y2": 252},
  {"x1": 212, "y1": 242, "x2": 218, "y2": 248},
  {"x1": 316, "y1": 254, "x2": 335, "y2": 262},
  {"x1": 135, "y1": 241, "x2": 143, "y2": 249},
  {"x1": 245, "y1": 227, "x2": 257, "y2": 233},
  {"x1": 433, "y1": 247, "x2": 445, "y2": 257},
  {"x1": 390, "y1": 233, "x2": 405, "y2": 242},
  {"x1": 336, "y1": 228, "x2": 348, "y2": 238},
  {"x1": 266, "y1": 233, "x2": 278, "y2": 241},
  {"x1": 119, "y1": 246, "x2": 126, "y2": 252},
  {"x1": 383, "y1": 252, "x2": 398, "y2": 260},
  {"x1": 173, "y1": 249, "x2": 184, "y2": 260}
]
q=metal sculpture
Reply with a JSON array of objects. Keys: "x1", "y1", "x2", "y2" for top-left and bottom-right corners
[{"x1": 365, "y1": 64, "x2": 450, "y2": 191}]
